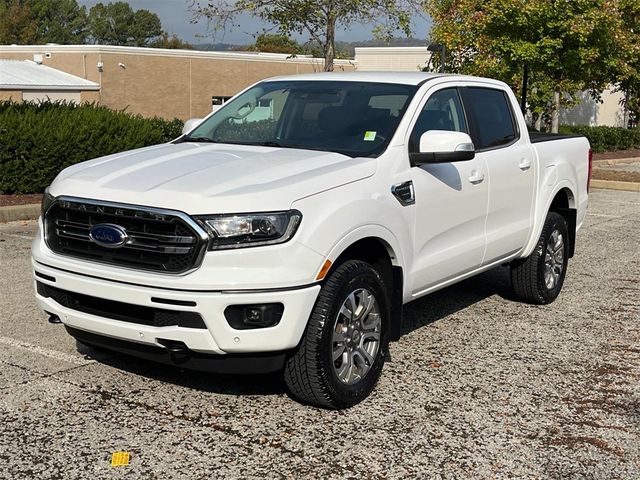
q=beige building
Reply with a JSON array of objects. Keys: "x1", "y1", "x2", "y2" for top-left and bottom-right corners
[
  {"x1": 354, "y1": 47, "x2": 431, "y2": 72},
  {"x1": 0, "y1": 45, "x2": 354, "y2": 120},
  {"x1": 560, "y1": 87, "x2": 629, "y2": 128}
]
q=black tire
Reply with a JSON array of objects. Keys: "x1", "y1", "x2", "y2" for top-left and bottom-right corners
[
  {"x1": 284, "y1": 260, "x2": 390, "y2": 409},
  {"x1": 510, "y1": 211, "x2": 569, "y2": 304}
]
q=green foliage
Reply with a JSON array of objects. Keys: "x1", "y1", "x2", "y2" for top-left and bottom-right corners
[
  {"x1": 26, "y1": 0, "x2": 88, "y2": 43},
  {"x1": 0, "y1": 0, "x2": 86, "y2": 44},
  {"x1": 248, "y1": 33, "x2": 302, "y2": 55},
  {"x1": 425, "y1": 0, "x2": 635, "y2": 132},
  {"x1": 87, "y1": 1, "x2": 162, "y2": 46},
  {"x1": 0, "y1": 101, "x2": 183, "y2": 194},
  {"x1": 148, "y1": 32, "x2": 193, "y2": 50},
  {"x1": 190, "y1": 1, "x2": 419, "y2": 71},
  {"x1": 559, "y1": 125, "x2": 640, "y2": 152}
]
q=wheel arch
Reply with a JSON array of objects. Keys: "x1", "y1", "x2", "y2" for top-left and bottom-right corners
[
  {"x1": 321, "y1": 228, "x2": 405, "y2": 341},
  {"x1": 548, "y1": 187, "x2": 577, "y2": 258},
  {"x1": 523, "y1": 182, "x2": 578, "y2": 258}
]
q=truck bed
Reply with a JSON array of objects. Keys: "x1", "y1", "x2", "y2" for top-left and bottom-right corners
[{"x1": 529, "y1": 132, "x2": 583, "y2": 143}]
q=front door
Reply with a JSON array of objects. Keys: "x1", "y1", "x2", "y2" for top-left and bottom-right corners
[{"x1": 408, "y1": 87, "x2": 489, "y2": 295}]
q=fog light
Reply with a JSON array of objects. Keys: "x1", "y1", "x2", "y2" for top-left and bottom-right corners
[{"x1": 224, "y1": 303, "x2": 284, "y2": 330}]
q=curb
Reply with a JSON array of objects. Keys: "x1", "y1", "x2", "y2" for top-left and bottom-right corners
[
  {"x1": 591, "y1": 179, "x2": 640, "y2": 192},
  {"x1": 593, "y1": 157, "x2": 640, "y2": 166},
  {"x1": 0, "y1": 204, "x2": 40, "y2": 223}
]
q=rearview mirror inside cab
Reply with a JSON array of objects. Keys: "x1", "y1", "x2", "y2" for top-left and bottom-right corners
[{"x1": 410, "y1": 130, "x2": 475, "y2": 166}]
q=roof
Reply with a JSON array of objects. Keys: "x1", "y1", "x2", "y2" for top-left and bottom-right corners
[
  {"x1": 263, "y1": 71, "x2": 453, "y2": 86},
  {"x1": 0, "y1": 44, "x2": 354, "y2": 66},
  {"x1": 0, "y1": 60, "x2": 100, "y2": 91}
]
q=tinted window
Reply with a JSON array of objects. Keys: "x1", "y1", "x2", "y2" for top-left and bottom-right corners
[
  {"x1": 409, "y1": 88, "x2": 467, "y2": 153},
  {"x1": 187, "y1": 81, "x2": 417, "y2": 158},
  {"x1": 463, "y1": 88, "x2": 517, "y2": 150}
]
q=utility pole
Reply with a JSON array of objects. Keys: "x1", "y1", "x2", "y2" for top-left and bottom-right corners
[{"x1": 521, "y1": 63, "x2": 529, "y2": 115}]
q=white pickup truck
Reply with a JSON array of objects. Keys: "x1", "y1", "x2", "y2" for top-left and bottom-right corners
[{"x1": 33, "y1": 72, "x2": 591, "y2": 408}]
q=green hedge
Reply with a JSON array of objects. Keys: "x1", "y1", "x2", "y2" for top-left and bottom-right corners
[
  {"x1": 558, "y1": 125, "x2": 640, "y2": 153},
  {"x1": 0, "y1": 101, "x2": 183, "y2": 194}
]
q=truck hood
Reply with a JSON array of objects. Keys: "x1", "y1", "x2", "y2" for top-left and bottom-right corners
[{"x1": 50, "y1": 142, "x2": 376, "y2": 213}]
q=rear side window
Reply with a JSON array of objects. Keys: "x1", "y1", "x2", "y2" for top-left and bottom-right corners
[{"x1": 462, "y1": 88, "x2": 518, "y2": 150}]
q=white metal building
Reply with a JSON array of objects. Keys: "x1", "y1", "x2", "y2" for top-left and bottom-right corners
[{"x1": 0, "y1": 59, "x2": 100, "y2": 103}]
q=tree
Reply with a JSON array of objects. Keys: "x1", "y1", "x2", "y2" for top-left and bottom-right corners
[
  {"x1": 248, "y1": 33, "x2": 302, "y2": 55},
  {"x1": 88, "y1": 1, "x2": 162, "y2": 47},
  {"x1": 0, "y1": 1, "x2": 38, "y2": 44},
  {"x1": 26, "y1": 0, "x2": 87, "y2": 43},
  {"x1": 615, "y1": 0, "x2": 640, "y2": 126},
  {"x1": 189, "y1": 0, "x2": 421, "y2": 71},
  {"x1": 148, "y1": 32, "x2": 193, "y2": 50},
  {"x1": 0, "y1": 0, "x2": 86, "y2": 44},
  {"x1": 425, "y1": 0, "x2": 633, "y2": 132}
]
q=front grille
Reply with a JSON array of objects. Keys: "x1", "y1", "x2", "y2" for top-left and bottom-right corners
[
  {"x1": 44, "y1": 197, "x2": 208, "y2": 273},
  {"x1": 37, "y1": 281, "x2": 206, "y2": 329}
]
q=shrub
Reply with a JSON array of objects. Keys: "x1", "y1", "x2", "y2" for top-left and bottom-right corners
[
  {"x1": 558, "y1": 125, "x2": 640, "y2": 153},
  {"x1": 0, "y1": 101, "x2": 183, "y2": 194}
]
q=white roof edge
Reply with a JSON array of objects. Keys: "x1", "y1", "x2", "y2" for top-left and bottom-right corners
[
  {"x1": 0, "y1": 59, "x2": 101, "y2": 90},
  {"x1": 0, "y1": 44, "x2": 355, "y2": 65},
  {"x1": 354, "y1": 46, "x2": 430, "y2": 53},
  {"x1": 1, "y1": 84, "x2": 100, "y2": 91}
]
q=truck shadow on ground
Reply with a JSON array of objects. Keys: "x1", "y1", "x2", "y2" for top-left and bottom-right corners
[
  {"x1": 80, "y1": 265, "x2": 515, "y2": 398},
  {"x1": 401, "y1": 265, "x2": 514, "y2": 336}
]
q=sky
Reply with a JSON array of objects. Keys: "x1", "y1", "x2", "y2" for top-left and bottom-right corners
[{"x1": 78, "y1": 0, "x2": 431, "y2": 45}]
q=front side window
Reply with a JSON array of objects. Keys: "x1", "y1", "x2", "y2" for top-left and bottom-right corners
[
  {"x1": 462, "y1": 88, "x2": 518, "y2": 150},
  {"x1": 409, "y1": 88, "x2": 467, "y2": 152},
  {"x1": 185, "y1": 81, "x2": 418, "y2": 158}
]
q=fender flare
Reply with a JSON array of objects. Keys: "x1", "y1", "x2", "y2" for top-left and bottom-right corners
[
  {"x1": 522, "y1": 180, "x2": 577, "y2": 258},
  {"x1": 322, "y1": 224, "x2": 406, "y2": 271}
]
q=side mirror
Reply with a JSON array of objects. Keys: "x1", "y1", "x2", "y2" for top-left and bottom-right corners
[
  {"x1": 410, "y1": 130, "x2": 475, "y2": 166},
  {"x1": 181, "y1": 118, "x2": 203, "y2": 135}
]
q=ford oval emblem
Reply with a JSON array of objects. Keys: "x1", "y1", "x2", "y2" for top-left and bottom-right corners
[{"x1": 89, "y1": 224, "x2": 129, "y2": 248}]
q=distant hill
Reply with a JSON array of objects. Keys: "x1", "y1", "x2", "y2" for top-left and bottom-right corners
[
  {"x1": 192, "y1": 43, "x2": 239, "y2": 51},
  {"x1": 193, "y1": 37, "x2": 427, "y2": 58}
]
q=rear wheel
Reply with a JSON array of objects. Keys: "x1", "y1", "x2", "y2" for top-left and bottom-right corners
[
  {"x1": 284, "y1": 260, "x2": 389, "y2": 409},
  {"x1": 510, "y1": 211, "x2": 569, "y2": 304}
]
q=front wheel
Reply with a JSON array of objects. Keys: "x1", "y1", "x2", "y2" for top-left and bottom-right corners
[
  {"x1": 284, "y1": 260, "x2": 389, "y2": 409},
  {"x1": 510, "y1": 211, "x2": 569, "y2": 304}
]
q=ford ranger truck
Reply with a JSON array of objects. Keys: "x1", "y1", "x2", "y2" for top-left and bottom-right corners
[{"x1": 33, "y1": 72, "x2": 591, "y2": 409}]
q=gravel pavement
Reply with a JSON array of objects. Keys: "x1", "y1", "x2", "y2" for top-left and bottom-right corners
[{"x1": 0, "y1": 189, "x2": 638, "y2": 479}]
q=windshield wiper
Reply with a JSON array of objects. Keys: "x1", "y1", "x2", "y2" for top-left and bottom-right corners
[
  {"x1": 184, "y1": 137, "x2": 219, "y2": 143},
  {"x1": 251, "y1": 141, "x2": 286, "y2": 147}
]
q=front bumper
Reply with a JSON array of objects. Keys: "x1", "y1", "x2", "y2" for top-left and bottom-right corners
[{"x1": 33, "y1": 259, "x2": 321, "y2": 358}]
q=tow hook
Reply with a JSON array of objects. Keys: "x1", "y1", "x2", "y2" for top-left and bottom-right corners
[{"x1": 157, "y1": 339, "x2": 190, "y2": 364}]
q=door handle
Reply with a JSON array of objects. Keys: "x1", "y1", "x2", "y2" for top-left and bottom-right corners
[
  {"x1": 519, "y1": 158, "x2": 532, "y2": 170},
  {"x1": 468, "y1": 171, "x2": 485, "y2": 184}
]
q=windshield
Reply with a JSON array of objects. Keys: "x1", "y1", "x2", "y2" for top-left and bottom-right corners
[{"x1": 184, "y1": 80, "x2": 418, "y2": 158}]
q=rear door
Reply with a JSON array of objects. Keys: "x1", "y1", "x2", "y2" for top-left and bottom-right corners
[{"x1": 460, "y1": 87, "x2": 535, "y2": 264}]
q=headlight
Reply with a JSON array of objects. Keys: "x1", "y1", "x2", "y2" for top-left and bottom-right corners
[
  {"x1": 195, "y1": 210, "x2": 302, "y2": 250},
  {"x1": 41, "y1": 187, "x2": 55, "y2": 217}
]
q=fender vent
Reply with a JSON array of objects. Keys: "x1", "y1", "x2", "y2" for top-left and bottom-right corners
[{"x1": 391, "y1": 181, "x2": 415, "y2": 206}]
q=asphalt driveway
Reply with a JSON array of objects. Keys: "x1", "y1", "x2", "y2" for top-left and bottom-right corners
[{"x1": 0, "y1": 189, "x2": 638, "y2": 479}]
